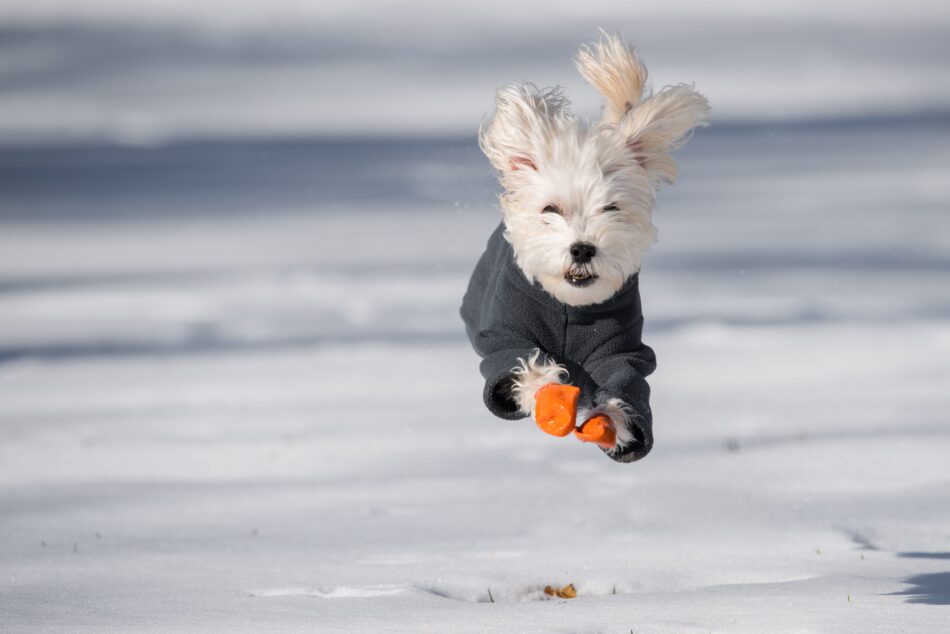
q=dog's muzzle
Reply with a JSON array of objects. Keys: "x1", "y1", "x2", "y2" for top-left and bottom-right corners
[
  {"x1": 566, "y1": 242, "x2": 598, "y2": 286},
  {"x1": 565, "y1": 267, "x2": 598, "y2": 287}
]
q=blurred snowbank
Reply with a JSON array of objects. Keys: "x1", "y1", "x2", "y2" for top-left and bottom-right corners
[{"x1": 1, "y1": 0, "x2": 949, "y2": 144}]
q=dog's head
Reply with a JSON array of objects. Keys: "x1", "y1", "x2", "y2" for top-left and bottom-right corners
[{"x1": 480, "y1": 33, "x2": 709, "y2": 306}]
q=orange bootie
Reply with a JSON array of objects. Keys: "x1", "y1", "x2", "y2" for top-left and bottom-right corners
[
  {"x1": 534, "y1": 384, "x2": 580, "y2": 437},
  {"x1": 574, "y1": 414, "x2": 617, "y2": 449}
]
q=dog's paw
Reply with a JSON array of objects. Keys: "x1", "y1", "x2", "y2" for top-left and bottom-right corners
[
  {"x1": 573, "y1": 414, "x2": 617, "y2": 449},
  {"x1": 534, "y1": 384, "x2": 580, "y2": 437},
  {"x1": 577, "y1": 398, "x2": 638, "y2": 453},
  {"x1": 510, "y1": 350, "x2": 568, "y2": 417}
]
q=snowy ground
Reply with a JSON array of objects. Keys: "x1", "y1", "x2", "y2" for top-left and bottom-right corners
[
  {"x1": 2, "y1": 1, "x2": 950, "y2": 629},
  {"x1": 2, "y1": 119, "x2": 950, "y2": 632}
]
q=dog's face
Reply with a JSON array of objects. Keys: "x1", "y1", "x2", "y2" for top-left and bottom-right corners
[
  {"x1": 497, "y1": 124, "x2": 657, "y2": 306},
  {"x1": 480, "y1": 34, "x2": 709, "y2": 306}
]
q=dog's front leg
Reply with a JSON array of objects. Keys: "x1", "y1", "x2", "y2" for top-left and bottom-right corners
[
  {"x1": 510, "y1": 350, "x2": 579, "y2": 437},
  {"x1": 575, "y1": 399, "x2": 636, "y2": 453},
  {"x1": 578, "y1": 348, "x2": 656, "y2": 462}
]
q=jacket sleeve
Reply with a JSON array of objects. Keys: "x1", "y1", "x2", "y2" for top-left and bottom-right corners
[
  {"x1": 583, "y1": 318, "x2": 657, "y2": 462},
  {"x1": 471, "y1": 328, "x2": 549, "y2": 420}
]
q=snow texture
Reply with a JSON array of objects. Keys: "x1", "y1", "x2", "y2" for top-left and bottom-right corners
[
  {"x1": 1, "y1": 1, "x2": 950, "y2": 144},
  {"x1": 2, "y1": 121, "x2": 949, "y2": 633},
  {"x1": 2, "y1": 2, "x2": 950, "y2": 632}
]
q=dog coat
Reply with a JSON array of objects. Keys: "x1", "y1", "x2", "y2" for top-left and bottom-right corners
[{"x1": 460, "y1": 223, "x2": 656, "y2": 462}]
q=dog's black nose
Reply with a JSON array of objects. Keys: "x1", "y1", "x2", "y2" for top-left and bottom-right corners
[{"x1": 570, "y1": 242, "x2": 596, "y2": 263}]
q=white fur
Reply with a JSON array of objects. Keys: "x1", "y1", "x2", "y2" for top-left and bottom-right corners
[
  {"x1": 509, "y1": 350, "x2": 567, "y2": 416},
  {"x1": 480, "y1": 33, "x2": 709, "y2": 307},
  {"x1": 575, "y1": 30, "x2": 648, "y2": 125},
  {"x1": 621, "y1": 84, "x2": 711, "y2": 187},
  {"x1": 579, "y1": 397, "x2": 637, "y2": 454}
]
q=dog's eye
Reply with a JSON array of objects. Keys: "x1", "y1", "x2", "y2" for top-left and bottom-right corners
[
  {"x1": 542, "y1": 204, "x2": 562, "y2": 215},
  {"x1": 603, "y1": 204, "x2": 620, "y2": 212}
]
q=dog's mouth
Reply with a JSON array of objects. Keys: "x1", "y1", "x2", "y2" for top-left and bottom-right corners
[{"x1": 564, "y1": 269, "x2": 598, "y2": 287}]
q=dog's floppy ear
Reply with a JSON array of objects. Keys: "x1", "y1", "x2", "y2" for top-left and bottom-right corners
[
  {"x1": 479, "y1": 83, "x2": 569, "y2": 177},
  {"x1": 577, "y1": 32, "x2": 709, "y2": 188},
  {"x1": 576, "y1": 31, "x2": 648, "y2": 125},
  {"x1": 620, "y1": 85, "x2": 710, "y2": 187}
]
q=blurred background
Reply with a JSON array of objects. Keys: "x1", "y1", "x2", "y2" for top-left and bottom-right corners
[
  {"x1": 2, "y1": 0, "x2": 948, "y2": 359},
  {"x1": 2, "y1": 1, "x2": 950, "y2": 630}
]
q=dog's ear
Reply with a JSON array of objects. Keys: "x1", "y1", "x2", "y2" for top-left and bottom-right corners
[
  {"x1": 577, "y1": 32, "x2": 709, "y2": 188},
  {"x1": 576, "y1": 31, "x2": 648, "y2": 125},
  {"x1": 620, "y1": 85, "x2": 710, "y2": 187},
  {"x1": 479, "y1": 84, "x2": 569, "y2": 177}
]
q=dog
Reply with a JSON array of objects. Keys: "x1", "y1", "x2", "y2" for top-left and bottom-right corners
[{"x1": 461, "y1": 33, "x2": 709, "y2": 462}]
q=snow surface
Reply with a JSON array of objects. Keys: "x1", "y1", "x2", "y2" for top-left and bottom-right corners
[
  {"x1": 2, "y1": 121, "x2": 949, "y2": 632},
  {"x1": 1, "y1": 1, "x2": 950, "y2": 143},
  {"x1": 2, "y1": 2, "x2": 950, "y2": 629}
]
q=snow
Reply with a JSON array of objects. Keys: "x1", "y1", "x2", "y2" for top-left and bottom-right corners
[
  {"x1": 2, "y1": 2, "x2": 950, "y2": 631},
  {"x1": 1, "y1": 1, "x2": 950, "y2": 143},
  {"x1": 2, "y1": 121, "x2": 949, "y2": 632}
]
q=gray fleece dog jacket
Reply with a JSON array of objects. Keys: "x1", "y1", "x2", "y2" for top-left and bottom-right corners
[{"x1": 460, "y1": 223, "x2": 656, "y2": 462}]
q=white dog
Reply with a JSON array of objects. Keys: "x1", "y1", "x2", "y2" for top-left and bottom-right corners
[{"x1": 461, "y1": 33, "x2": 709, "y2": 462}]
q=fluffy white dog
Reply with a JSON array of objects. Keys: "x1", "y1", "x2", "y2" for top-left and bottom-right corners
[{"x1": 461, "y1": 33, "x2": 709, "y2": 462}]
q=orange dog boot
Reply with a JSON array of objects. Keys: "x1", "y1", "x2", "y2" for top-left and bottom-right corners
[
  {"x1": 534, "y1": 384, "x2": 580, "y2": 437},
  {"x1": 574, "y1": 414, "x2": 617, "y2": 449}
]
